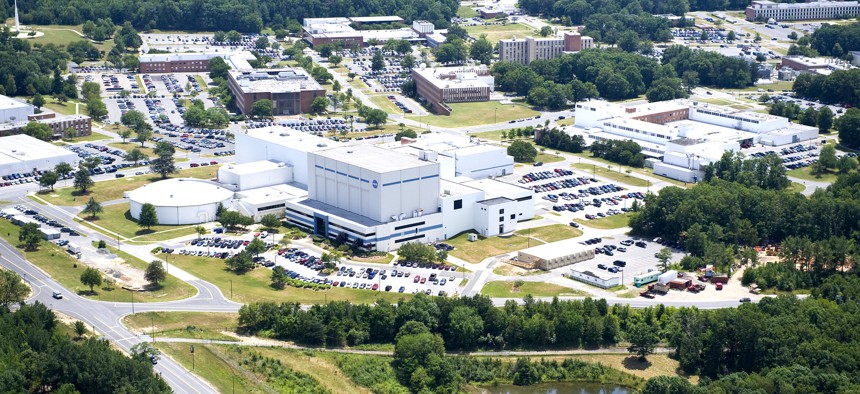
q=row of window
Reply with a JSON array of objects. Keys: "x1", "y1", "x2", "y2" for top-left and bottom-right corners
[
  {"x1": 603, "y1": 122, "x2": 673, "y2": 140},
  {"x1": 695, "y1": 108, "x2": 761, "y2": 125}
]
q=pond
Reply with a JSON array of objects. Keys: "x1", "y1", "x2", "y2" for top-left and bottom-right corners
[{"x1": 478, "y1": 382, "x2": 630, "y2": 394}]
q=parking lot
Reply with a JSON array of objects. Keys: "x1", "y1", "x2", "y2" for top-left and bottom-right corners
[
  {"x1": 169, "y1": 233, "x2": 464, "y2": 296},
  {"x1": 557, "y1": 236, "x2": 686, "y2": 287}
]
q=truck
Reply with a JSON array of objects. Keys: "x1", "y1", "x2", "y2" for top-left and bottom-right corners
[
  {"x1": 669, "y1": 278, "x2": 692, "y2": 290},
  {"x1": 658, "y1": 270, "x2": 678, "y2": 285},
  {"x1": 648, "y1": 283, "x2": 670, "y2": 295},
  {"x1": 66, "y1": 243, "x2": 81, "y2": 254},
  {"x1": 687, "y1": 284, "x2": 706, "y2": 293}
]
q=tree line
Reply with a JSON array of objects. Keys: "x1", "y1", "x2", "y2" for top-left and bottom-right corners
[
  {"x1": 12, "y1": 0, "x2": 458, "y2": 33},
  {"x1": 0, "y1": 303, "x2": 170, "y2": 393},
  {"x1": 0, "y1": 28, "x2": 77, "y2": 99},
  {"x1": 589, "y1": 139, "x2": 646, "y2": 167},
  {"x1": 793, "y1": 69, "x2": 860, "y2": 108},
  {"x1": 808, "y1": 20, "x2": 860, "y2": 57},
  {"x1": 631, "y1": 160, "x2": 860, "y2": 271}
]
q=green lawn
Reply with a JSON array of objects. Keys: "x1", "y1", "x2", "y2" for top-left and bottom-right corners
[
  {"x1": 556, "y1": 117, "x2": 576, "y2": 126},
  {"x1": 79, "y1": 202, "x2": 199, "y2": 242},
  {"x1": 574, "y1": 213, "x2": 633, "y2": 229},
  {"x1": 32, "y1": 165, "x2": 220, "y2": 206},
  {"x1": 447, "y1": 231, "x2": 537, "y2": 263},
  {"x1": 568, "y1": 152, "x2": 690, "y2": 188},
  {"x1": 30, "y1": 25, "x2": 114, "y2": 54},
  {"x1": 166, "y1": 254, "x2": 412, "y2": 304},
  {"x1": 0, "y1": 220, "x2": 192, "y2": 302},
  {"x1": 571, "y1": 163, "x2": 652, "y2": 187},
  {"x1": 368, "y1": 95, "x2": 404, "y2": 114},
  {"x1": 60, "y1": 130, "x2": 112, "y2": 143},
  {"x1": 42, "y1": 100, "x2": 86, "y2": 116},
  {"x1": 463, "y1": 23, "x2": 537, "y2": 44},
  {"x1": 407, "y1": 101, "x2": 538, "y2": 128},
  {"x1": 457, "y1": 6, "x2": 479, "y2": 18},
  {"x1": 530, "y1": 152, "x2": 565, "y2": 165},
  {"x1": 123, "y1": 312, "x2": 238, "y2": 341},
  {"x1": 194, "y1": 75, "x2": 209, "y2": 91},
  {"x1": 109, "y1": 142, "x2": 157, "y2": 157},
  {"x1": 480, "y1": 281, "x2": 585, "y2": 298},
  {"x1": 97, "y1": 243, "x2": 197, "y2": 300},
  {"x1": 788, "y1": 181, "x2": 806, "y2": 194},
  {"x1": 787, "y1": 166, "x2": 839, "y2": 183},
  {"x1": 515, "y1": 224, "x2": 582, "y2": 243},
  {"x1": 156, "y1": 343, "x2": 271, "y2": 394}
]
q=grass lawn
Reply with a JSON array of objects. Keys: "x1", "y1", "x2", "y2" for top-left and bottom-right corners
[
  {"x1": 556, "y1": 117, "x2": 576, "y2": 126},
  {"x1": 30, "y1": 25, "x2": 114, "y2": 54},
  {"x1": 166, "y1": 254, "x2": 412, "y2": 304},
  {"x1": 493, "y1": 353, "x2": 690, "y2": 383},
  {"x1": 368, "y1": 95, "x2": 404, "y2": 114},
  {"x1": 123, "y1": 312, "x2": 237, "y2": 341},
  {"x1": 733, "y1": 80, "x2": 794, "y2": 92},
  {"x1": 457, "y1": 6, "x2": 479, "y2": 18},
  {"x1": 109, "y1": 142, "x2": 157, "y2": 157},
  {"x1": 348, "y1": 78, "x2": 369, "y2": 90},
  {"x1": 447, "y1": 231, "x2": 535, "y2": 263},
  {"x1": 787, "y1": 166, "x2": 839, "y2": 183},
  {"x1": 463, "y1": 23, "x2": 537, "y2": 44},
  {"x1": 194, "y1": 75, "x2": 209, "y2": 91},
  {"x1": 480, "y1": 281, "x2": 585, "y2": 298},
  {"x1": 574, "y1": 213, "x2": 633, "y2": 229},
  {"x1": 349, "y1": 252, "x2": 395, "y2": 264},
  {"x1": 236, "y1": 347, "x2": 373, "y2": 394},
  {"x1": 568, "y1": 152, "x2": 690, "y2": 188},
  {"x1": 571, "y1": 163, "x2": 651, "y2": 187},
  {"x1": 406, "y1": 101, "x2": 538, "y2": 128},
  {"x1": 788, "y1": 181, "x2": 806, "y2": 193},
  {"x1": 79, "y1": 202, "x2": 199, "y2": 242},
  {"x1": 97, "y1": 243, "x2": 196, "y2": 300},
  {"x1": 156, "y1": 343, "x2": 270, "y2": 394},
  {"x1": 59, "y1": 130, "x2": 112, "y2": 144},
  {"x1": 43, "y1": 100, "x2": 86, "y2": 116},
  {"x1": 33, "y1": 165, "x2": 221, "y2": 206},
  {"x1": 530, "y1": 152, "x2": 565, "y2": 165},
  {"x1": 515, "y1": 224, "x2": 582, "y2": 243},
  {"x1": 0, "y1": 220, "x2": 192, "y2": 302}
]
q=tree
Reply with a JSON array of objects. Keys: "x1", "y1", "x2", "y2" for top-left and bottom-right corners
[
  {"x1": 0, "y1": 269, "x2": 29, "y2": 308},
  {"x1": 365, "y1": 108, "x2": 388, "y2": 129},
  {"x1": 83, "y1": 197, "x2": 103, "y2": 219},
  {"x1": 135, "y1": 126, "x2": 152, "y2": 147},
  {"x1": 470, "y1": 35, "x2": 493, "y2": 65},
  {"x1": 255, "y1": 36, "x2": 269, "y2": 50},
  {"x1": 655, "y1": 247, "x2": 672, "y2": 270},
  {"x1": 819, "y1": 144, "x2": 838, "y2": 169},
  {"x1": 398, "y1": 242, "x2": 437, "y2": 263},
  {"x1": 507, "y1": 140, "x2": 538, "y2": 162},
  {"x1": 837, "y1": 155, "x2": 858, "y2": 173},
  {"x1": 39, "y1": 170, "x2": 59, "y2": 191},
  {"x1": 124, "y1": 148, "x2": 149, "y2": 166},
  {"x1": 818, "y1": 106, "x2": 834, "y2": 133},
  {"x1": 392, "y1": 322, "x2": 448, "y2": 391},
  {"x1": 371, "y1": 50, "x2": 385, "y2": 71},
  {"x1": 271, "y1": 266, "x2": 288, "y2": 289},
  {"x1": 120, "y1": 110, "x2": 147, "y2": 131},
  {"x1": 251, "y1": 99, "x2": 273, "y2": 119},
  {"x1": 73, "y1": 321, "x2": 87, "y2": 339},
  {"x1": 87, "y1": 98, "x2": 108, "y2": 119},
  {"x1": 144, "y1": 260, "x2": 167, "y2": 287},
  {"x1": 55, "y1": 162, "x2": 73, "y2": 178},
  {"x1": 754, "y1": 32, "x2": 762, "y2": 42},
  {"x1": 80, "y1": 267, "x2": 103, "y2": 293},
  {"x1": 118, "y1": 128, "x2": 132, "y2": 142},
  {"x1": 329, "y1": 54, "x2": 343, "y2": 67},
  {"x1": 311, "y1": 96, "x2": 328, "y2": 114},
  {"x1": 18, "y1": 223, "x2": 42, "y2": 251},
  {"x1": 73, "y1": 170, "x2": 94, "y2": 194},
  {"x1": 138, "y1": 203, "x2": 159, "y2": 230},
  {"x1": 435, "y1": 38, "x2": 468, "y2": 64},
  {"x1": 246, "y1": 237, "x2": 267, "y2": 256},
  {"x1": 130, "y1": 342, "x2": 160, "y2": 363},
  {"x1": 727, "y1": 31, "x2": 737, "y2": 42},
  {"x1": 195, "y1": 226, "x2": 207, "y2": 240},
  {"x1": 395, "y1": 129, "x2": 418, "y2": 141},
  {"x1": 22, "y1": 122, "x2": 53, "y2": 141},
  {"x1": 446, "y1": 306, "x2": 484, "y2": 349},
  {"x1": 32, "y1": 93, "x2": 45, "y2": 109},
  {"x1": 838, "y1": 108, "x2": 860, "y2": 149},
  {"x1": 260, "y1": 214, "x2": 281, "y2": 230},
  {"x1": 800, "y1": 107, "x2": 818, "y2": 127},
  {"x1": 618, "y1": 31, "x2": 639, "y2": 52},
  {"x1": 788, "y1": 31, "x2": 798, "y2": 41},
  {"x1": 226, "y1": 30, "x2": 242, "y2": 43},
  {"x1": 150, "y1": 141, "x2": 176, "y2": 179},
  {"x1": 226, "y1": 250, "x2": 255, "y2": 273},
  {"x1": 539, "y1": 26, "x2": 554, "y2": 37},
  {"x1": 82, "y1": 156, "x2": 102, "y2": 172},
  {"x1": 402, "y1": 53, "x2": 415, "y2": 70}
]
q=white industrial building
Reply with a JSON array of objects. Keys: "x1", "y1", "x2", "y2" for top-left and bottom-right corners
[
  {"x1": 517, "y1": 239, "x2": 595, "y2": 270},
  {"x1": 126, "y1": 178, "x2": 233, "y2": 225},
  {"x1": 395, "y1": 134, "x2": 515, "y2": 179},
  {"x1": 0, "y1": 95, "x2": 33, "y2": 123},
  {"x1": 0, "y1": 135, "x2": 78, "y2": 176},
  {"x1": 569, "y1": 99, "x2": 817, "y2": 182},
  {"x1": 568, "y1": 268, "x2": 620, "y2": 289}
]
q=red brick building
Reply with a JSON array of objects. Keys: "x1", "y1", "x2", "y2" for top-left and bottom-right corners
[{"x1": 227, "y1": 69, "x2": 326, "y2": 116}]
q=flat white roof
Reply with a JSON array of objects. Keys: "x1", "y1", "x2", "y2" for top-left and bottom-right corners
[
  {"x1": 0, "y1": 94, "x2": 31, "y2": 111},
  {"x1": 461, "y1": 178, "x2": 531, "y2": 199},
  {"x1": 236, "y1": 184, "x2": 305, "y2": 205},
  {"x1": 361, "y1": 28, "x2": 420, "y2": 41},
  {"x1": 440, "y1": 178, "x2": 483, "y2": 198},
  {"x1": 349, "y1": 16, "x2": 404, "y2": 23},
  {"x1": 241, "y1": 126, "x2": 342, "y2": 153},
  {"x1": 127, "y1": 178, "x2": 233, "y2": 207},
  {"x1": 412, "y1": 66, "x2": 492, "y2": 90},
  {"x1": 0, "y1": 135, "x2": 77, "y2": 165},
  {"x1": 520, "y1": 238, "x2": 593, "y2": 260},
  {"x1": 571, "y1": 267, "x2": 617, "y2": 281},
  {"x1": 229, "y1": 68, "x2": 323, "y2": 94},
  {"x1": 315, "y1": 144, "x2": 436, "y2": 173},
  {"x1": 221, "y1": 160, "x2": 286, "y2": 176}
]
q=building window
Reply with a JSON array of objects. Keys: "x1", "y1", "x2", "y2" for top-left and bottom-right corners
[
  {"x1": 510, "y1": 214, "x2": 515, "y2": 220},
  {"x1": 499, "y1": 216, "x2": 504, "y2": 222},
  {"x1": 499, "y1": 209, "x2": 505, "y2": 214},
  {"x1": 454, "y1": 199, "x2": 463, "y2": 210}
]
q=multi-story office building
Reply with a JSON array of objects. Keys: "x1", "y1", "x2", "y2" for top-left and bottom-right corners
[
  {"x1": 411, "y1": 66, "x2": 494, "y2": 115},
  {"x1": 498, "y1": 32, "x2": 593, "y2": 65},
  {"x1": 0, "y1": 96, "x2": 91, "y2": 138},
  {"x1": 227, "y1": 68, "x2": 326, "y2": 116},
  {"x1": 746, "y1": 0, "x2": 860, "y2": 21},
  {"x1": 138, "y1": 51, "x2": 256, "y2": 73}
]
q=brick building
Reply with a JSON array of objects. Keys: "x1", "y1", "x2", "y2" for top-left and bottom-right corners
[
  {"x1": 411, "y1": 66, "x2": 494, "y2": 115},
  {"x1": 227, "y1": 68, "x2": 326, "y2": 116},
  {"x1": 498, "y1": 32, "x2": 593, "y2": 65}
]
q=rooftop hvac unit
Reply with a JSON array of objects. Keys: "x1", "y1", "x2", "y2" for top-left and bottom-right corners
[
  {"x1": 468, "y1": 233, "x2": 478, "y2": 242},
  {"x1": 391, "y1": 215, "x2": 399, "y2": 221}
]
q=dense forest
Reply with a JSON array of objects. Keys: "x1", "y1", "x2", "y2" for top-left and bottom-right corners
[
  {"x1": 8, "y1": 0, "x2": 459, "y2": 33},
  {"x1": 792, "y1": 69, "x2": 860, "y2": 107},
  {"x1": 239, "y1": 274, "x2": 860, "y2": 393},
  {"x1": 0, "y1": 303, "x2": 170, "y2": 393},
  {"x1": 808, "y1": 20, "x2": 860, "y2": 57},
  {"x1": 630, "y1": 152, "x2": 860, "y2": 273},
  {"x1": 0, "y1": 27, "x2": 77, "y2": 98}
]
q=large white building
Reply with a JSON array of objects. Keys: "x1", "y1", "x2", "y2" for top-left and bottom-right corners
[
  {"x1": 0, "y1": 94, "x2": 33, "y2": 123},
  {"x1": 0, "y1": 135, "x2": 78, "y2": 176},
  {"x1": 746, "y1": 0, "x2": 860, "y2": 21},
  {"x1": 126, "y1": 178, "x2": 234, "y2": 225},
  {"x1": 498, "y1": 32, "x2": 593, "y2": 65},
  {"x1": 570, "y1": 99, "x2": 818, "y2": 182}
]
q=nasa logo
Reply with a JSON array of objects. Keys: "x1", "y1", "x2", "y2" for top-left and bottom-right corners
[{"x1": 372, "y1": 180, "x2": 378, "y2": 189}]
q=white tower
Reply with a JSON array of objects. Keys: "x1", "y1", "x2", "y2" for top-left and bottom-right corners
[{"x1": 14, "y1": 0, "x2": 21, "y2": 32}]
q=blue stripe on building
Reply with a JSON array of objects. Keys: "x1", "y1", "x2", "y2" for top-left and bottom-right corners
[
  {"x1": 284, "y1": 211, "x2": 314, "y2": 226},
  {"x1": 348, "y1": 175, "x2": 359, "y2": 180},
  {"x1": 421, "y1": 174, "x2": 439, "y2": 179},
  {"x1": 402, "y1": 177, "x2": 419, "y2": 183},
  {"x1": 383, "y1": 181, "x2": 401, "y2": 187},
  {"x1": 360, "y1": 178, "x2": 370, "y2": 183}
]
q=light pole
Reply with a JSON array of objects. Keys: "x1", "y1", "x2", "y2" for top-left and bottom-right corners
[{"x1": 494, "y1": 108, "x2": 497, "y2": 124}]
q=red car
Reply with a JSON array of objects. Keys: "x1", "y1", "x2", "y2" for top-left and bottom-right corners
[
  {"x1": 371, "y1": 283, "x2": 379, "y2": 291},
  {"x1": 413, "y1": 275, "x2": 420, "y2": 283},
  {"x1": 210, "y1": 161, "x2": 218, "y2": 165},
  {"x1": 190, "y1": 163, "x2": 200, "y2": 167}
]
